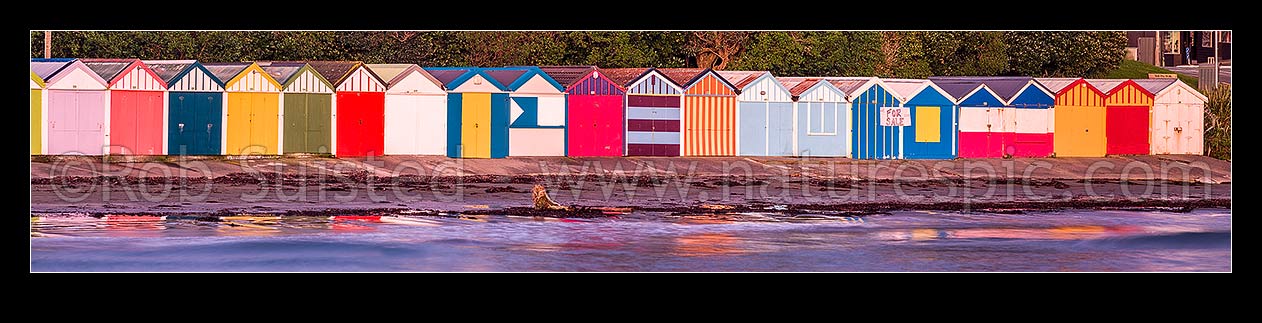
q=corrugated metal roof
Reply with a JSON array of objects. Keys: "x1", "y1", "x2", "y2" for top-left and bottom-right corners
[
  {"x1": 820, "y1": 77, "x2": 875, "y2": 96},
  {"x1": 1132, "y1": 78, "x2": 1177, "y2": 94},
  {"x1": 364, "y1": 64, "x2": 412, "y2": 83},
  {"x1": 31, "y1": 61, "x2": 73, "y2": 80},
  {"x1": 142, "y1": 60, "x2": 196, "y2": 84},
  {"x1": 424, "y1": 68, "x2": 472, "y2": 87},
  {"x1": 1084, "y1": 79, "x2": 1126, "y2": 93},
  {"x1": 256, "y1": 61, "x2": 306, "y2": 84},
  {"x1": 714, "y1": 70, "x2": 765, "y2": 89},
  {"x1": 881, "y1": 78, "x2": 930, "y2": 101},
  {"x1": 298, "y1": 61, "x2": 363, "y2": 85},
  {"x1": 366, "y1": 64, "x2": 444, "y2": 90},
  {"x1": 775, "y1": 77, "x2": 816, "y2": 96},
  {"x1": 537, "y1": 66, "x2": 596, "y2": 88},
  {"x1": 201, "y1": 62, "x2": 252, "y2": 82},
  {"x1": 655, "y1": 68, "x2": 708, "y2": 86},
  {"x1": 81, "y1": 58, "x2": 138, "y2": 83},
  {"x1": 929, "y1": 76, "x2": 1031, "y2": 100},
  {"x1": 599, "y1": 68, "x2": 652, "y2": 87},
  {"x1": 483, "y1": 69, "x2": 528, "y2": 87},
  {"x1": 930, "y1": 80, "x2": 984, "y2": 99},
  {"x1": 1034, "y1": 78, "x2": 1082, "y2": 93}
]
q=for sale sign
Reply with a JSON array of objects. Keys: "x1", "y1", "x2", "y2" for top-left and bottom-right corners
[{"x1": 880, "y1": 107, "x2": 911, "y2": 126}]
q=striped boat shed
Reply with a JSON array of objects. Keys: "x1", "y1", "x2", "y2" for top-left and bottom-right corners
[
  {"x1": 605, "y1": 67, "x2": 682, "y2": 156},
  {"x1": 717, "y1": 70, "x2": 794, "y2": 156},
  {"x1": 1087, "y1": 78, "x2": 1155, "y2": 155},
  {"x1": 882, "y1": 78, "x2": 958, "y2": 159},
  {"x1": 205, "y1": 62, "x2": 282, "y2": 155},
  {"x1": 82, "y1": 58, "x2": 168, "y2": 155},
  {"x1": 1039, "y1": 77, "x2": 1107, "y2": 157},
  {"x1": 488, "y1": 67, "x2": 568, "y2": 157},
  {"x1": 34, "y1": 59, "x2": 110, "y2": 155},
  {"x1": 425, "y1": 67, "x2": 511, "y2": 158},
  {"x1": 828, "y1": 77, "x2": 904, "y2": 159},
  {"x1": 304, "y1": 61, "x2": 388, "y2": 157},
  {"x1": 259, "y1": 62, "x2": 334, "y2": 154},
  {"x1": 540, "y1": 66, "x2": 626, "y2": 157},
  {"x1": 145, "y1": 60, "x2": 225, "y2": 155},
  {"x1": 1134, "y1": 78, "x2": 1205, "y2": 155},
  {"x1": 366, "y1": 63, "x2": 448, "y2": 156},
  {"x1": 658, "y1": 68, "x2": 738, "y2": 156},
  {"x1": 778, "y1": 77, "x2": 849, "y2": 157}
]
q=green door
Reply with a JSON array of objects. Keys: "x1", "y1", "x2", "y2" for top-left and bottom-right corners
[
  {"x1": 305, "y1": 94, "x2": 331, "y2": 154},
  {"x1": 284, "y1": 93, "x2": 309, "y2": 153},
  {"x1": 283, "y1": 93, "x2": 333, "y2": 154}
]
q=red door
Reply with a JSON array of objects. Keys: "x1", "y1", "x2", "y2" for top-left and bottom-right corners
[
  {"x1": 336, "y1": 92, "x2": 385, "y2": 156},
  {"x1": 110, "y1": 90, "x2": 164, "y2": 155},
  {"x1": 1106, "y1": 105, "x2": 1150, "y2": 155}
]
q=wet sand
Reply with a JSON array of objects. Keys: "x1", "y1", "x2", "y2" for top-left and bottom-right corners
[{"x1": 30, "y1": 155, "x2": 1231, "y2": 217}]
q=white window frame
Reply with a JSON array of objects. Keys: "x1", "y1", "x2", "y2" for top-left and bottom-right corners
[{"x1": 806, "y1": 100, "x2": 838, "y2": 136}]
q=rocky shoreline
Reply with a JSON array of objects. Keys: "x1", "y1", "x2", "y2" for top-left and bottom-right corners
[{"x1": 30, "y1": 155, "x2": 1231, "y2": 217}]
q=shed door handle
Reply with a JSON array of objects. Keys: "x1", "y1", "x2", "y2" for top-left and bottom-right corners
[{"x1": 178, "y1": 123, "x2": 185, "y2": 133}]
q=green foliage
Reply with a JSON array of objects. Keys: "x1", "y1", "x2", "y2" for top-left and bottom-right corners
[
  {"x1": 884, "y1": 31, "x2": 932, "y2": 78},
  {"x1": 1203, "y1": 85, "x2": 1231, "y2": 160},
  {"x1": 1003, "y1": 31, "x2": 1128, "y2": 77},
  {"x1": 730, "y1": 31, "x2": 882, "y2": 77},
  {"x1": 919, "y1": 31, "x2": 1008, "y2": 76},
  {"x1": 31, "y1": 31, "x2": 1127, "y2": 78}
]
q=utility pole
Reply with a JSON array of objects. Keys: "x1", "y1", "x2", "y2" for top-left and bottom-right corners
[{"x1": 43, "y1": 31, "x2": 50, "y2": 59}]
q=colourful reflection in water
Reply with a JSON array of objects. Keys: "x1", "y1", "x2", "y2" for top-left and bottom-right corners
[
  {"x1": 673, "y1": 233, "x2": 745, "y2": 257},
  {"x1": 104, "y1": 215, "x2": 165, "y2": 237},
  {"x1": 883, "y1": 225, "x2": 1147, "y2": 242}
]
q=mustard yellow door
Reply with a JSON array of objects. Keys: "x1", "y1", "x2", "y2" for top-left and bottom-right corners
[
  {"x1": 461, "y1": 93, "x2": 491, "y2": 158},
  {"x1": 250, "y1": 93, "x2": 278, "y2": 154},
  {"x1": 1054, "y1": 106, "x2": 1107, "y2": 157},
  {"x1": 31, "y1": 89, "x2": 41, "y2": 155},
  {"x1": 226, "y1": 92, "x2": 279, "y2": 155}
]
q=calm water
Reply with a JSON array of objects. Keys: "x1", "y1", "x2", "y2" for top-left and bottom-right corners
[{"x1": 30, "y1": 209, "x2": 1231, "y2": 272}]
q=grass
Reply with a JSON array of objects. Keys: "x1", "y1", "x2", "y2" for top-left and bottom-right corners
[{"x1": 1099, "y1": 60, "x2": 1198, "y2": 88}]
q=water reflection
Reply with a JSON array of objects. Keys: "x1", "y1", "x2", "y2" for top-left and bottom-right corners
[
  {"x1": 29, "y1": 210, "x2": 1231, "y2": 272},
  {"x1": 210, "y1": 215, "x2": 278, "y2": 236},
  {"x1": 672, "y1": 233, "x2": 746, "y2": 257},
  {"x1": 879, "y1": 225, "x2": 1148, "y2": 242},
  {"x1": 104, "y1": 215, "x2": 166, "y2": 237}
]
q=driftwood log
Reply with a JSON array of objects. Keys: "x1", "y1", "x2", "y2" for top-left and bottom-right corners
[{"x1": 532, "y1": 184, "x2": 570, "y2": 211}]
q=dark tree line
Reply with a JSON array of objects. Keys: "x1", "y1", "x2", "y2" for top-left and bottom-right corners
[{"x1": 30, "y1": 31, "x2": 1127, "y2": 78}]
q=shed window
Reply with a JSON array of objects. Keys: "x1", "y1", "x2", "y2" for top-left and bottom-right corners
[{"x1": 808, "y1": 102, "x2": 837, "y2": 135}]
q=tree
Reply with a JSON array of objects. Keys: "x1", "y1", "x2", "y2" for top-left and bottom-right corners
[
  {"x1": 689, "y1": 31, "x2": 750, "y2": 69},
  {"x1": 919, "y1": 31, "x2": 1008, "y2": 76},
  {"x1": 1004, "y1": 31, "x2": 1127, "y2": 77}
]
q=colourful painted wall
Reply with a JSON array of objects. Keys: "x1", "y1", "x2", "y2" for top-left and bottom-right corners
[
  {"x1": 1104, "y1": 81, "x2": 1154, "y2": 155},
  {"x1": 851, "y1": 83, "x2": 903, "y2": 159},
  {"x1": 1053, "y1": 81, "x2": 1107, "y2": 157},
  {"x1": 682, "y1": 73, "x2": 737, "y2": 156},
  {"x1": 566, "y1": 71, "x2": 625, "y2": 156}
]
